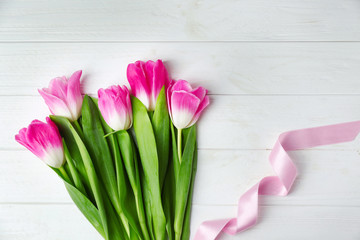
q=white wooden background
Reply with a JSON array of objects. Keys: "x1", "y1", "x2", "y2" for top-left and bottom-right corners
[{"x1": 1, "y1": 0, "x2": 360, "y2": 239}]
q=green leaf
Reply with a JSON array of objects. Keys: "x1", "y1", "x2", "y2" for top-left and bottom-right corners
[
  {"x1": 63, "y1": 140, "x2": 86, "y2": 196},
  {"x1": 141, "y1": 172, "x2": 155, "y2": 239},
  {"x1": 151, "y1": 87, "x2": 170, "y2": 190},
  {"x1": 51, "y1": 116, "x2": 93, "y2": 202},
  {"x1": 181, "y1": 142, "x2": 198, "y2": 240},
  {"x1": 81, "y1": 95, "x2": 119, "y2": 211},
  {"x1": 162, "y1": 147, "x2": 176, "y2": 240},
  {"x1": 84, "y1": 95, "x2": 142, "y2": 239},
  {"x1": 170, "y1": 123, "x2": 181, "y2": 183},
  {"x1": 50, "y1": 115, "x2": 110, "y2": 240},
  {"x1": 174, "y1": 125, "x2": 197, "y2": 240},
  {"x1": 132, "y1": 96, "x2": 166, "y2": 240},
  {"x1": 101, "y1": 183, "x2": 129, "y2": 240},
  {"x1": 162, "y1": 122, "x2": 181, "y2": 240},
  {"x1": 113, "y1": 134, "x2": 143, "y2": 239},
  {"x1": 64, "y1": 181, "x2": 105, "y2": 238},
  {"x1": 117, "y1": 131, "x2": 150, "y2": 240}
]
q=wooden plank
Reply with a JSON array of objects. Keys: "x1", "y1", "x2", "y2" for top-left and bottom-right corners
[
  {"x1": 191, "y1": 205, "x2": 360, "y2": 239},
  {"x1": 3, "y1": 95, "x2": 360, "y2": 150},
  {"x1": 1, "y1": 204, "x2": 359, "y2": 240},
  {"x1": 1, "y1": 0, "x2": 360, "y2": 41},
  {"x1": 1, "y1": 42, "x2": 360, "y2": 95},
  {"x1": 2, "y1": 149, "x2": 359, "y2": 206},
  {"x1": 194, "y1": 149, "x2": 360, "y2": 206},
  {"x1": 0, "y1": 204, "x2": 102, "y2": 240}
]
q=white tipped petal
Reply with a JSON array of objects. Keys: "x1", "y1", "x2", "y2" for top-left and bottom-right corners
[{"x1": 41, "y1": 146, "x2": 65, "y2": 168}]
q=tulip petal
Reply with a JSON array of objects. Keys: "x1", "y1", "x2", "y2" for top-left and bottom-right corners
[
  {"x1": 191, "y1": 87, "x2": 207, "y2": 101},
  {"x1": 47, "y1": 76, "x2": 68, "y2": 99},
  {"x1": 67, "y1": 70, "x2": 83, "y2": 120},
  {"x1": 38, "y1": 89, "x2": 74, "y2": 120},
  {"x1": 42, "y1": 146, "x2": 64, "y2": 168},
  {"x1": 171, "y1": 91, "x2": 201, "y2": 129},
  {"x1": 39, "y1": 70, "x2": 83, "y2": 121},
  {"x1": 166, "y1": 80, "x2": 175, "y2": 117},
  {"x1": 98, "y1": 85, "x2": 133, "y2": 131},
  {"x1": 15, "y1": 118, "x2": 64, "y2": 168},
  {"x1": 145, "y1": 60, "x2": 155, "y2": 82},
  {"x1": 27, "y1": 118, "x2": 62, "y2": 150},
  {"x1": 149, "y1": 60, "x2": 169, "y2": 110},
  {"x1": 171, "y1": 80, "x2": 192, "y2": 92},
  {"x1": 127, "y1": 61, "x2": 151, "y2": 109},
  {"x1": 188, "y1": 95, "x2": 210, "y2": 127},
  {"x1": 15, "y1": 128, "x2": 37, "y2": 155}
]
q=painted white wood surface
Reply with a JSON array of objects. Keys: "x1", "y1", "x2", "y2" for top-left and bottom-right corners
[
  {"x1": 1, "y1": 0, "x2": 360, "y2": 239},
  {"x1": 1, "y1": 43, "x2": 360, "y2": 95},
  {"x1": 1, "y1": 0, "x2": 360, "y2": 41}
]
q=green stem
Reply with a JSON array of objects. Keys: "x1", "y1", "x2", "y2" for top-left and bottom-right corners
[
  {"x1": 63, "y1": 140, "x2": 86, "y2": 196},
  {"x1": 148, "y1": 111, "x2": 154, "y2": 120},
  {"x1": 59, "y1": 166, "x2": 72, "y2": 184},
  {"x1": 177, "y1": 128, "x2": 182, "y2": 164},
  {"x1": 71, "y1": 125, "x2": 110, "y2": 240},
  {"x1": 73, "y1": 119, "x2": 84, "y2": 139},
  {"x1": 103, "y1": 129, "x2": 122, "y2": 138},
  {"x1": 109, "y1": 133, "x2": 131, "y2": 237},
  {"x1": 117, "y1": 131, "x2": 149, "y2": 240}
]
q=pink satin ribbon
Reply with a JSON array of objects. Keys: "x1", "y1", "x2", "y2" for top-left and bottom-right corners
[{"x1": 194, "y1": 120, "x2": 360, "y2": 239}]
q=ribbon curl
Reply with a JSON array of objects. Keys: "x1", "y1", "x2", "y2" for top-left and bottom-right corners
[{"x1": 194, "y1": 121, "x2": 360, "y2": 239}]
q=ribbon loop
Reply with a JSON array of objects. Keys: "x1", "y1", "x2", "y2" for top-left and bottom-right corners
[{"x1": 194, "y1": 120, "x2": 360, "y2": 240}]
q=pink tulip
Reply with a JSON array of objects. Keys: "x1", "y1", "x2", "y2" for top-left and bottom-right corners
[
  {"x1": 127, "y1": 59, "x2": 169, "y2": 111},
  {"x1": 98, "y1": 85, "x2": 133, "y2": 131},
  {"x1": 15, "y1": 117, "x2": 64, "y2": 168},
  {"x1": 39, "y1": 70, "x2": 83, "y2": 121},
  {"x1": 167, "y1": 80, "x2": 210, "y2": 129}
]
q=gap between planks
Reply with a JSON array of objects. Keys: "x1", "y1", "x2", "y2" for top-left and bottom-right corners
[{"x1": 1, "y1": 41, "x2": 360, "y2": 44}]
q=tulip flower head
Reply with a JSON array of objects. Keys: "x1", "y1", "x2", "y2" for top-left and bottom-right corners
[
  {"x1": 15, "y1": 117, "x2": 65, "y2": 168},
  {"x1": 127, "y1": 59, "x2": 169, "y2": 111},
  {"x1": 167, "y1": 80, "x2": 210, "y2": 130},
  {"x1": 98, "y1": 85, "x2": 133, "y2": 131},
  {"x1": 39, "y1": 70, "x2": 83, "y2": 121}
]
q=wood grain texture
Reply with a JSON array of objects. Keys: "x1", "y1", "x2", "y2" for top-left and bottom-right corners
[
  {"x1": 0, "y1": 0, "x2": 360, "y2": 41},
  {"x1": 1, "y1": 42, "x2": 360, "y2": 95},
  {"x1": 1, "y1": 204, "x2": 359, "y2": 240},
  {"x1": 2, "y1": 150, "x2": 360, "y2": 206}
]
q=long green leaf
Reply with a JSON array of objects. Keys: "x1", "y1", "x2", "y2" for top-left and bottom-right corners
[
  {"x1": 64, "y1": 181, "x2": 105, "y2": 238},
  {"x1": 89, "y1": 96, "x2": 143, "y2": 239},
  {"x1": 174, "y1": 125, "x2": 196, "y2": 240},
  {"x1": 162, "y1": 122, "x2": 180, "y2": 240},
  {"x1": 141, "y1": 171, "x2": 155, "y2": 239},
  {"x1": 51, "y1": 116, "x2": 93, "y2": 202},
  {"x1": 170, "y1": 123, "x2": 181, "y2": 184},
  {"x1": 151, "y1": 87, "x2": 170, "y2": 190},
  {"x1": 101, "y1": 182, "x2": 129, "y2": 240},
  {"x1": 53, "y1": 167, "x2": 111, "y2": 239},
  {"x1": 63, "y1": 140, "x2": 86, "y2": 196},
  {"x1": 162, "y1": 147, "x2": 176, "y2": 240},
  {"x1": 50, "y1": 115, "x2": 109, "y2": 240},
  {"x1": 117, "y1": 131, "x2": 150, "y2": 240},
  {"x1": 132, "y1": 96, "x2": 166, "y2": 240},
  {"x1": 181, "y1": 142, "x2": 198, "y2": 240},
  {"x1": 81, "y1": 95, "x2": 119, "y2": 212}
]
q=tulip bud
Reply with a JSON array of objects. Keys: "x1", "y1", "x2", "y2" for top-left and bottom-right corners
[
  {"x1": 15, "y1": 117, "x2": 65, "y2": 168},
  {"x1": 127, "y1": 59, "x2": 169, "y2": 111},
  {"x1": 39, "y1": 70, "x2": 83, "y2": 121},
  {"x1": 167, "y1": 80, "x2": 210, "y2": 129},
  {"x1": 98, "y1": 85, "x2": 133, "y2": 131}
]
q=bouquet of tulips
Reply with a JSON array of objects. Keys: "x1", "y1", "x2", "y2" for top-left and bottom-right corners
[{"x1": 15, "y1": 60, "x2": 209, "y2": 240}]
